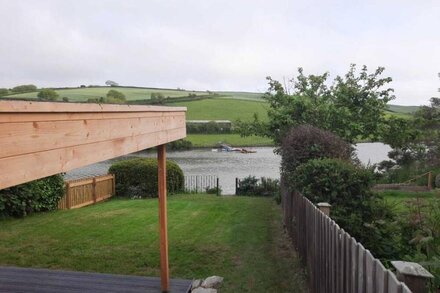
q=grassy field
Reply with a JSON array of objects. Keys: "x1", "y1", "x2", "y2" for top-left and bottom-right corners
[
  {"x1": 187, "y1": 134, "x2": 274, "y2": 147},
  {"x1": 171, "y1": 98, "x2": 269, "y2": 122},
  {"x1": 0, "y1": 195, "x2": 307, "y2": 292},
  {"x1": 380, "y1": 190, "x2": 439, "y2": 213},
  {"x1": 4, "y1": 87, "x2": 206, "y2": 101}
]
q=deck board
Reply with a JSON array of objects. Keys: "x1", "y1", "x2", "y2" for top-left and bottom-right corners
[{"x1": 0, "y1": 266, "x2": 191, "y2": 293}]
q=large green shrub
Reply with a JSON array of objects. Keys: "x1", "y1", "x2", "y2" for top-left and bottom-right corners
[
  {"x1": 292, "y1": 158, "x2": 401, "y2": 260},
  {"x1": 280, "y1": 125, "x2": 354, "y2": 188},
  {"x1": 0, "y1": 174, "x2": 65, "y2": 218},
  {"x1": 292, "y1": 158, "x2": 373, "y2": 204},
  {"x1": 109, "y1": 158, "x2": 184, "y2": 198}
]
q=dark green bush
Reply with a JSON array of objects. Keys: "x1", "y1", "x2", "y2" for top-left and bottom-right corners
[
  {"x1": 0, "y1": 174, "x2": 65, "y2": 218},
  {"x1": 236, "y1": 176, "x2": 279, "y2": 197},
  {"x1": 166, "y1": 139, "x2": 193, "y2": 151},
  {"x1": 280, "y1": 125, "x2": 354, "y2": 189},
  {"x1": 292, "y1": 158, "x2": 401, "y2": 260},
  {"x1": 205, "y1": 186, "x2": 222, "y2": 195},
  {"x1": 109, "y1": 158, "x2": 184, "y2": 198}
]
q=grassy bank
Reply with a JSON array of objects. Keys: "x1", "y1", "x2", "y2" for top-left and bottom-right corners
[
  {"x1": 0, "y1": 195, "x2": 306, "y2": 292},
  {"x1": 171, "y1": 98, "x2": 269, "y2": 122},
  {"x1": 187, "y1": 134, "x2": 274, "y2": 148}
]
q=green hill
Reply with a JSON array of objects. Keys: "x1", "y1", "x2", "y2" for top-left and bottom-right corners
[{"x1": 4, "y1": 86, "x2": 206, "y2": 101}]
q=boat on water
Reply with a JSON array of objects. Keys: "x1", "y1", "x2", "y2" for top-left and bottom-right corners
[{"x1": 211, "y1": 143, "x2": 257, "y2": 154}]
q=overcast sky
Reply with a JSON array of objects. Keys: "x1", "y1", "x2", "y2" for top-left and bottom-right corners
[{"x1": 0, "y1": 0, "x2": 439, "y2": 105}]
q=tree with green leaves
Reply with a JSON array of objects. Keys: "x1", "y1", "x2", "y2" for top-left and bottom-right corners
[
  {"x1": 11, "y1": 84, "x2": 37, "y2": 94},
  {"x1": 37, "y1": 89, "x2": 59, "y2": 101},
  {"x1": 106, "y1": 89, "x2": 126, "y2": 104},
  {"x1": 237, "y1": 64, "x2": 395, "y2": 145},
  {"x1": 0, "y1": 88, "x2": 9, "y2": 96}
]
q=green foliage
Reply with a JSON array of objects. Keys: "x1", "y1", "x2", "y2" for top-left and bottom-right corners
[
  {"x1": 186, "y1": 121, "x2": 232, "y2": 134},
  {"x1": 0, "y1": 175, "x2": 65, "y2": 218},
  {"x1": 292, "y1": 159, "x2": 373, "y2": 204},
  {"x1": 106, "y1": 89, "x2": 126, "y2": 103},
  {"x1": 11, "y1": 84, "x2": 37, "y2": 94},
  {"x1": 62, "y1": 97, "x2": 69, "y2": 102},
  {"x1": 399, "y1": 198, "x2": 440, "y2": 290},
  {"x1": 292, "y1": 158, "x2": 401, "y2": 260},
  {"x1": 238, "y1": 65, "x2": 394, "y2": 145},
  {"x1": 166, "y1": 139, "x2": 193, "y2": 151},
  {"x1": 37, "y1": 89, "x2": 59, "y2": 101},
  {"x1": 280, "y1": 125, "x2": 354, "y2": 184},
  {"x1": 236, "y1": 176, "x2": 280, "y2": 197},
  {"x1": 150, "y1": 92, "x2": 165, "y2": 104},
  {"x1": 205, "y1": 186, "x2": 222, "y2": 195},
  {"x1": 108, "y1": 158, "x2": 184, "y2": 198},
  {"x1": 0, "y1": 88, "x2": 9, "y2": 96}
]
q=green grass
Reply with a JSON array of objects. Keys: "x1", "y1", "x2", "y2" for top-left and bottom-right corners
[
  {"x1": 380, "y1": 190, "x2": 439, "y2": 213},
  {"x1": 170, "y1": 98, "x2": 269, "y2": 122},
  {"x1": 187, "y1": 134, "x2": 274, "y2": 147},
  {"x1": 0, "y1": 195, "x2": 306, "y2": 292}
]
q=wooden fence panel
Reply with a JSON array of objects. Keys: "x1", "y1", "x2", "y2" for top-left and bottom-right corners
[
  {"x1": 375, "y1": 260, "x2": 388, "y2": 293},
  {"x1": 58, "y1": 174, "x2": 114, "y2": 210},
  {"x1": 281, "y1": 182, "x2": 412, "y2": 293},
  {"x1": 366, "y1": 250, "x2": 376, "y2": 293}
]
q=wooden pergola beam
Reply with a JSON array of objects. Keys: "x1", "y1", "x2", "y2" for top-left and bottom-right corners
[{"x1": 0, "y1": 101, "x2": 186, "y2": 189}]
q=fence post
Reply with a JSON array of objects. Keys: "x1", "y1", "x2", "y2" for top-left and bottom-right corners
[
  {"x1": 66, "y1": 182, "x2": 71, "y2": 209},
  {"x1": 317, "y1": 202, "x2": 331, "y2": 216},
  {"x1": 112, "y1": 174, "x2": 116, "y2": 195},
  {"x1": 92, "y1": 178, "x2": 97, "y2": 203},
  {"x1": 235, "y1": 178, "x2": 239, "y2": 195},
  {"x1": 216, "y1": 178, "x2": 220, "y2": 196},
  {"x1": 427, "y1": 172, "x2": 432, "y2": 190},
  {"x1": 391, "y1": 261, "x2": 433, "y2": 293}
]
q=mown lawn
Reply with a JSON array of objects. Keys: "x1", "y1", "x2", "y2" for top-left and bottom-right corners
[
  {"x1": 187, "y1": 134, "x2": 274, "y2": 147},
  {"x1": 0, "y1": 194, "x2": 306, "y2": 292}
]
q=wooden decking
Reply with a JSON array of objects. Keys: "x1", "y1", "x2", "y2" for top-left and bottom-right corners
[{"x1": 0, "y1": 266, "x2": 192, "y2": 293}]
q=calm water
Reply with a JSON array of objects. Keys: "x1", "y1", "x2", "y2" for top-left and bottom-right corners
[{"x1": 65, "y1": 143, "x2": 391, "y2": 194}]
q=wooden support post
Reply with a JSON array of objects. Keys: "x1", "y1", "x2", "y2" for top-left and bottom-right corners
[
  {"x1": 66, "y1": 182, "x2": 71, "y2": 209},
  {"x1": 158, "y1": 144, "x2": 170, "y2": 293},
  {"x1": 428, "y1": 172, "x2": 432, "y2": 190},
  {"x1": 112, "y1": 174, "x2": 116, "y2": 195},
  {"x1": 92, "y1": 178, "x2": 97, "y2": 203}
]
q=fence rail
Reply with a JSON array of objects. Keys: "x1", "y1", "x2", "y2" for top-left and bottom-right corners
[
  {"x1": 184, "y1": 175, "x2": 218, "y2": 194},
  {"x1": 58, "y1": 174, "x2": 115, "y2": 209},
  {"x1": 281, "y1": 181, "x2": 412, "y2": 293}
]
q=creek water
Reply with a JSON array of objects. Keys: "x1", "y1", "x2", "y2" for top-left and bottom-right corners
[{"x1": 65, "y1": 142, "x2": 391, "y2": 195}]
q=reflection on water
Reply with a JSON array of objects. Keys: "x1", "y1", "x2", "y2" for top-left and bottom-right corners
[{"x1": 65, "y1": 143, "x2": 391, "y2": 195}]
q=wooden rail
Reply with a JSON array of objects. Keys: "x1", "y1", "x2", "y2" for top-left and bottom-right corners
[
  {"x1": 58, "y1": 174, "x2": 115, "y2": 210},
  {"x1": 281, "y1": 182, "x2": 412, "y2": 293}
]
